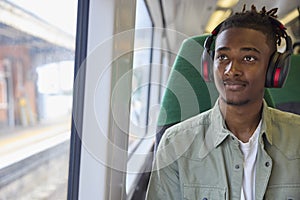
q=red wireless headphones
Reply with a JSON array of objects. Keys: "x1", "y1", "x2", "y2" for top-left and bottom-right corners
[{"x1": 201, "y1": 17, "x2": 293, "y2": 88}]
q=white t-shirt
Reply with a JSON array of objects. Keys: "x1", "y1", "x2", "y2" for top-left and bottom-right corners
[{"x1": 238, "y1": 120, "x2": 262, "y2": 200}]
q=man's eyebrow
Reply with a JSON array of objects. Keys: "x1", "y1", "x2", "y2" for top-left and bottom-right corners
[
  {"x1": 215, "y1": 47, "x2": 230, "y2": 52},
  {"x1": 215, "y1": 47, "x2": 261, "y2": 54},
  {"x1": 240, "y1": 47, "x2": 261, "y2": 53}
]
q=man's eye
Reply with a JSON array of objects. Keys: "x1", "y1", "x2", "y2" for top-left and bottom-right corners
[
  {"x1": 243, "y1": 56, "x2": 256, "y2": 62},
  {"x1": 216, "y1": 55, "x2": 228, "y2": 61}
]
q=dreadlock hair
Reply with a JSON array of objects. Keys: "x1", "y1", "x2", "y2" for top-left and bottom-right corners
[{"x1": 218, "y1": 5, "x2": 284, "y2": 53}]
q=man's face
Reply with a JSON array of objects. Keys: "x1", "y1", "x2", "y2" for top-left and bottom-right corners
[{"x1": 213, "y1": 27, "x2": 272, "y2": 106}]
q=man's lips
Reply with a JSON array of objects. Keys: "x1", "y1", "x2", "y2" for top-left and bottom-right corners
[{"x1": 223, "y1": 80, "x2": 247, "y2": 91}]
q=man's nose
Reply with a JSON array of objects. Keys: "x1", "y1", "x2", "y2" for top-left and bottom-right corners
[{"x1": 224, "y1": 61, "x2": 242, "y2": 77}]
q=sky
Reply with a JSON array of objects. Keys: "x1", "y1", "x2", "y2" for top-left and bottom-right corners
[{"x1": 8, "y1": 0, "x2": 78, "y2": 36}]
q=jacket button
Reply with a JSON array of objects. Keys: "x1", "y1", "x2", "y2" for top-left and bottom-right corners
[
  {"x1": 265, "y1": 162, "x2": 270, "y2": 167},
  {"x1": 203, "y1": 198, "x2": 208, "y2": 200},
  {"x1": 235, "y1": 164, "x2": 240, "y2": 169}
]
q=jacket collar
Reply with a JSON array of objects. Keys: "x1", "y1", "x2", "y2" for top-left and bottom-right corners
[
  {"x1": 260, "y1": 100, "x2": 273, "y2": 145},
  {"x1": 199, "y1": 99, "x2": 272, "y2": 159}
]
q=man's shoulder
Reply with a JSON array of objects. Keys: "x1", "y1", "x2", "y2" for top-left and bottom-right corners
[
  {"x1": 157, "y1": 109, "x2": 213, "y2": 150},
  {"x1": 164, "y1": 109, "x2": 212, "y2": 139},
  {"x1": 266, "y1": 107, "x2": 300, "y2": 159},
  {"x1": 268, "y1": 107, "x2": 300, "y2": 126},
  {"x1": 156, "y1": 109, "x2": 214, "y2": 160}
]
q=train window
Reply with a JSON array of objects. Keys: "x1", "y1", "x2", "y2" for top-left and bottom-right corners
[
  {"x1": 126, "y1": 0, "x2": 155, "y2": 197},
  {"x1": 0, "y1": 0, "x2": 77, "y2": 199},
  {"x1": 128, "y1": 0, "x2": 153, "y2": 156}
]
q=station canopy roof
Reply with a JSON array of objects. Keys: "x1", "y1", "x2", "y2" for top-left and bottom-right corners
[{"x1": 0, "y1": 1, "x2": 75, "y2": 52}]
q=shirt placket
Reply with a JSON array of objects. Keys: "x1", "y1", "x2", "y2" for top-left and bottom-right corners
[
  {"x1": 230, "y1": 136, "x2": 244, "y2": 199},
  {"x1": 255, "y1": 137, "x2": 273, "y2": 200}
]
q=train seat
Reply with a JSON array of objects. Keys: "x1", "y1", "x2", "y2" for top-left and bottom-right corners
[
  {"x1": 155, "y1": 35, "x2": 219, "y2": 149},
  {"x1": 265, "y1": 54, "x2": 300, "y2": 115}
]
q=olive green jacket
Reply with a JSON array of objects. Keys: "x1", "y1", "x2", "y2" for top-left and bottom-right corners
[{"x1": 146, "y1": 100, "x2": 300, "y2": 200}]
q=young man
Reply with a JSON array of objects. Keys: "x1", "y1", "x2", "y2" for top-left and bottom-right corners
[{"x1": 146, "y1": 5, "x2": 300, "y2": 200}]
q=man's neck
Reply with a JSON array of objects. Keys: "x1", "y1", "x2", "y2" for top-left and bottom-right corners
[{"x1": 219, "y1": 99, "x2": 263, "y2": 143}]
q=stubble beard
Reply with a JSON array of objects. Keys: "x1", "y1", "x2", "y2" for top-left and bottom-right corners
[{"x1": 221, "y1": 96, "x2": 250, "y2": 106}]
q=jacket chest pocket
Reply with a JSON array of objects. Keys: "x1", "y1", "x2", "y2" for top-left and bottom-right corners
[
  {"x1": 264, "y1": 185, "x2": 300, "y2": 200},
  {"x1": 183, "y1": 185, "x2": 226, "y2": 200}
]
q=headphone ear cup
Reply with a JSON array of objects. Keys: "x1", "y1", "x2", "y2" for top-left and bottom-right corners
[
  {"x1": 201, "y1": 35, "x2": 215, "y2": 82},
  {"x1": 201, "y1": 50, "x2": 213, "y2": 82},
  {"x1": 266, "y1": 52, "x2": 291, "y2": 88},
  {"x1": 265, "y1": 52, "x2": 279, "y2": 88},
  {"x1": 274, "y1": 52, "x2": 291, "y2": 87}
]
